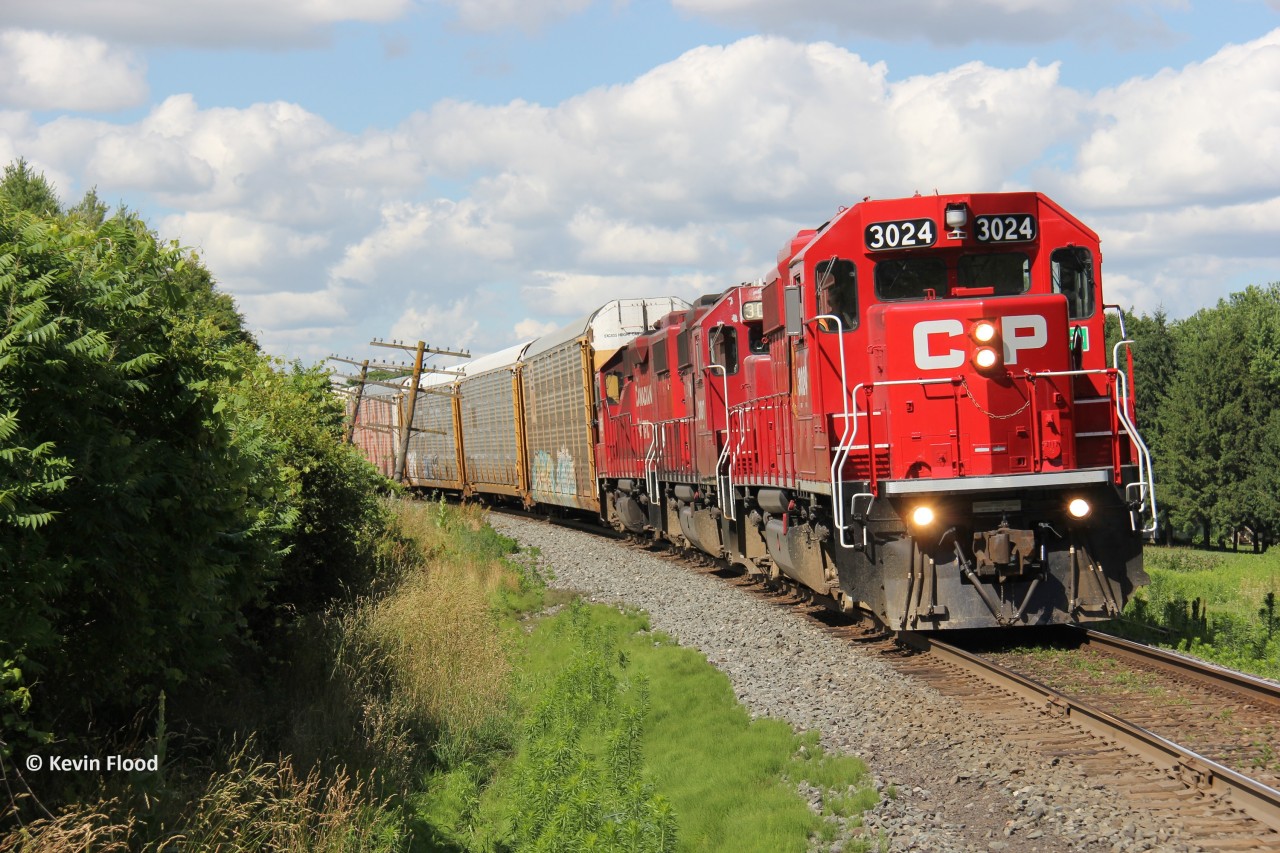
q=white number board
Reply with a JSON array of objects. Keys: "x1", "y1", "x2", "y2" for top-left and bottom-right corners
[
  {"x1": 864, "y1": 218, "x2": 937, "y2": 251},
  {"x1": 975, "y1": 214, "x2": 1036, "y2": 243}
]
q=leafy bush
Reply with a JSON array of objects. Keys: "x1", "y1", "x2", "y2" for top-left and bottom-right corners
[
  {"x1": 0, "y1": 208, "x2": 293, "y2": 743},
  {"x1": 0, "y1": 172, "x2": 399, "y2": 762}
]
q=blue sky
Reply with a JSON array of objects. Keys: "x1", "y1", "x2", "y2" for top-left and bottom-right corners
[{"x1": 2, "y1": 0, "x2": 1278, "y2": 365}]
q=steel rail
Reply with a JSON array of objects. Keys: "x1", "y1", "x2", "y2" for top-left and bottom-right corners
[
  {"x1": 897, "y1": 631, "x2": 1280, "y2": 834},
  {"x1": 1080, "y1": 628, "x2": 1280, "y2": 710}
]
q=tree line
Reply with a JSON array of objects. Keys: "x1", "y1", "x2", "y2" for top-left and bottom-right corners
[{"x1": 1119, "y1": 284, "x2": 1280, "y2": 549}]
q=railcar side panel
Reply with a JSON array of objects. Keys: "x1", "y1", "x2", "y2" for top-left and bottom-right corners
[
  {"x1": 459, "y1": 366, "x2": 525, "y2": 498},
  {"x1": 348, "y1": 393, "x2": 399, "y2": 478},
  {"x1": 523, "y1": 338, "x2": 599, "y2": 511},
  {"x1": 404, "y1": 380, "x2": 464, "y2": 491}
]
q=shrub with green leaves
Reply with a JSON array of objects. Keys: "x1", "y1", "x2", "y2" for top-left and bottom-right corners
[
  {"x1": 0, "y1": 169, "x2": 392, "y2": 754},
  {"x1": 0, "y1": 206, "x2": 290, "y2": 738}
]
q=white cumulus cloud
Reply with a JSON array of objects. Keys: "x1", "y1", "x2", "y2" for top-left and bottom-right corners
[
  {"x1": 0, "y1": 30, "x2": 147, "y2": 111},
  {"x1": 407, "y1": 37, "x2": 1072, "y2": 224},
  {"x1": 390, "y1": 301, "x2": 482, "y2": 348},
  {"x1": 1056, "y1": 29, "x2": 1280, "y2": 208}
]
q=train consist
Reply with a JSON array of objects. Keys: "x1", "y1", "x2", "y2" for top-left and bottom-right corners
[{"x1": 348, "y1": 192, "x2": 1156, "y2": 631}]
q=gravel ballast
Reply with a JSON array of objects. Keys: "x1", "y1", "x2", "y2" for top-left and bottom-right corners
[{"x1": 490, "y1": 514, "x2": 1208, "y2": 853}]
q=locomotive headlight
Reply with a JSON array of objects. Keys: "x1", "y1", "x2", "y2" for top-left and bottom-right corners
[
  {"x1": 945, "y1": 203, "x2": 969, "y2": 230},
  {"x1": 973, "y1": 347, "x2": 1000, "y2": 370},
  {"x1": 971, "y1": 320, "x2": 998, "y2": 344},
  {"x1": 1068, "y1": 498, "x2": 1092, "y2": 519},
  {"x1": 911, "y1": 505, "x2": 936, "y2": 527}
]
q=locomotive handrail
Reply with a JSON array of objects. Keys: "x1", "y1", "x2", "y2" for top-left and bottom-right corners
[
  {"x1": 729, "y1": 392, "x2": 793, "y2": 487},
  {"x1": 1115, "y1": 368, "x2": 1158, "y2": 535},
  {"x1": 831, "y1": 376, "x2": 955, "y2": 550},
  {"x1": 639, "y1": 420, "x2": 659, "y2": 499},
  {"x1": 1106, "y1": 305, "x2": 1146, "y2": 517},
  {"x1": 704, "y1": 363, "x2": 735, "y2": 521},
  {"x1": 733, "y1": 406, "x2": 748, "y2": 498},
  {"x1": 607, "y1": 409, "x2": 647, "y2": 481},
  {"x1": 1030, "y1": 367, "x2": 1158, "y2": 535},
  {"x1": 829, "y1": 366, "x2": 1158, "y2": 548},
  {"x1": 807, "y1": 313, "x2": 857, "y2": 547}
]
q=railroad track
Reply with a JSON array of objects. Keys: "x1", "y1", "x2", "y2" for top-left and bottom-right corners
[
  {"x1": 891, "y1": 631, "x2": 1280, "y2": 850},
  {"x1": 980, "y1": 628, "x2": 1280, "y2": 787}
]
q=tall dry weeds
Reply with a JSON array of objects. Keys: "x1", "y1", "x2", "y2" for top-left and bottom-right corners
[
  {"x1": 358, "y1": 499, "x2": 519, "y2": 762},
  {"x1": 0, "y1": 801, "x2": 134, "y2": 853},
  {"x1": 0, "y1": 744, "x2": 401, "y2": 852},
  {"x1": 365, "y1": 546, "x2": 513, "y2": 744},
  {"x1": 1, "y1": 498, "x2": 515, "y2": 851},
  {"x1": 160, "y1": 742, "x2": 400, "y2": 851}
]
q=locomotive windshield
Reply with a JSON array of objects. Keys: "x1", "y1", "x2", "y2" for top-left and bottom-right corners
[
  {"x1": 874, "y1": 252, "x2": 1032, "y2": 301},
  {"x1": 874, "y1": 257, "x2": 946, "y2": 299}
]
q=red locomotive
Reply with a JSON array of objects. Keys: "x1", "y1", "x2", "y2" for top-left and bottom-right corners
[{"x1": 354, "y1": 192, "x2": 1156, "y2": 631}]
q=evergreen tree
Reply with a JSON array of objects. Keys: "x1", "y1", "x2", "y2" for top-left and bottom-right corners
[
  {"x1": 1154, "y1": 285, "x2": 1280, "y2": 545},
  {"x1": 0, "y1": 158, "x2": 62, "y2": 216}
]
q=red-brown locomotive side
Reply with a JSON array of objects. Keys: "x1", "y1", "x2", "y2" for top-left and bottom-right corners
[{"x1": 596, "y1": 192, "x2": 1155, "y2": 630}]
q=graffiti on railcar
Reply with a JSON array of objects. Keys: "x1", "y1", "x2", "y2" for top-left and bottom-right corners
[{"x1": 532, "y1": 447, "x2": 577, "y2": 497}]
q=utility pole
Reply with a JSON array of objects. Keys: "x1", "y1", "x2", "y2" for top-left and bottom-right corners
[
  {"x1": 366, "y1": 340, "x2": 471, "y2": 484},
  {"x1": 348, "y1": 359, "x2": 369, "y2": 444},
  {"x1": 395, "y1": 340, "x2": 426, "y2": 482}
]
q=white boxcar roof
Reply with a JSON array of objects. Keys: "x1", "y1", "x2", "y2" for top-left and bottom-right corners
[
  {"x1": 522, "y1": 297, "x2": 690, "y2": 360},
  {"x1": 460, "y1": 340, "x2": 532, "y2": 378}
]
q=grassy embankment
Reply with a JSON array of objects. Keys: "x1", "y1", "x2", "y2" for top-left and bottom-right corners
[
  {"x1": 409, "y1": 502, "x2": 881, "y2": 851},
  {"x1": 2, "y1": 500, "x2": 879, "y2": 851},
  {"x1": 1110, "y1": 546, "x2": 1280, "y2": 680}
]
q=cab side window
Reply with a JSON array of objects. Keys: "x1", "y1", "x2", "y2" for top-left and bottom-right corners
[
  {"x1": 710, "y1": 327, "x2": 739, "y2": 375},
  {"x1": 1051, "y1": 247, "x2": 1096, "y2": 319},
  {"x1": 604, "y1": 371, "x2": 622, "y2": 404},
  {"x1": 816, "y1": 258, "x2": 858, "y2": 332}
]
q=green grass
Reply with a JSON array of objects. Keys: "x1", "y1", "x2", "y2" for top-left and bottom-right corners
[
  {"x1": 417, "y1": 591, "x2": 879, "y2": 852},
  {"x1": 1108, "y1": 545, "x2": 1280, "y2": 680}
]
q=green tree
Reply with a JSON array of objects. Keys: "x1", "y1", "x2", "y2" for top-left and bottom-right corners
[
  {"x1": 171, "y1": 255, "x2": 257, "y2": 347},
  {"x1": 66, "y1": 186, "x2": 109, "y2": 228},
  {"x1": 220, "y1": 350, "x2": 390, "y2": 611},
  {"x1": 1155, "y1": 285, "x2": 1280, "y2": 545},
  {"x1": 1124, "y1": 308, "x2": 1177, "y2": 442},
  {"x1": 0, "y1": 158, "x2": 61, "y2": 217}
]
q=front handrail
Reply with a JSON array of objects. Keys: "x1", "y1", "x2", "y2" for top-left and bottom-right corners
[
  {"x1": 828, "y1": 366, "x2": 1159, "y2": 546},
  {"x1": 830, "y1": 376, "x2": 955, "y2": 549},
  {"x1": 1032, "y1": 367, "x2": 1157, "y2": 534},
  {"x1": 704, "y1": 363, "x2": 736, "y2": 521}
]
